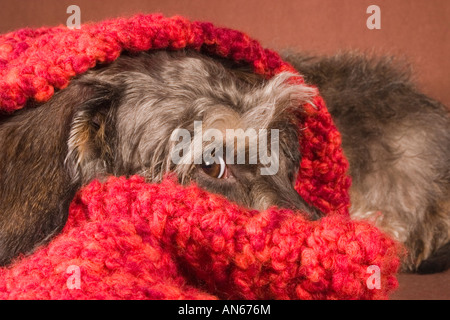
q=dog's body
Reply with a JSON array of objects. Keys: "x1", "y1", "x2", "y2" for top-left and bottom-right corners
[
  {"x1": 0, "y1": 50, "x2": 448, "y2": 273},
  {"x1": 285, "y1": 52, "x2": 450, "y2": 273}
]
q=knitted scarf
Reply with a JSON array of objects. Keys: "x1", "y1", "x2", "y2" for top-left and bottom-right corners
[{"x1": 0, "y1": 14, "x2": 401, "y2": 299}]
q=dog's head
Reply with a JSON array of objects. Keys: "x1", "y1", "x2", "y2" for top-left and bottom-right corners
[{"x1": 66, "y1": 50, "x2": 321, "y2": 219}]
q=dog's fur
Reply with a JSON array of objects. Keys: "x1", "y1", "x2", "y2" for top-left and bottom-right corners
[
  {"x1": 284, "y1": 52, "x2": 450, "y2": 273},
  {"x1": 0, "y1": 49, "x2": 448, "y2": 274}
]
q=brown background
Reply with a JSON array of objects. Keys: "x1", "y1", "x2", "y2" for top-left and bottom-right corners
[
  {"x1": 0, "y1": 0, "x2": 449, "y2": 299},
  {"x1": 0, "y1": 0, "x2": 449, "y2": 108}
]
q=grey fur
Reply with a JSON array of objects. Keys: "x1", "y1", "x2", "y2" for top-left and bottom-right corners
[{"x1": 284, "y1": 51, "x2": 450, "y2": 273}]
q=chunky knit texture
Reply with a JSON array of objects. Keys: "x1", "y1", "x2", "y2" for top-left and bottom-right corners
[
  {"x1": 0, "y1": 176, "x2": 400, "y2": 300},
  {"x1": 0, "y1": 14, "x2": 401, "y2": 299}
]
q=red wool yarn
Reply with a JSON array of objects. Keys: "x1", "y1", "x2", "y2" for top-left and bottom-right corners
[{"x1": 0, "y1": 14, "x2": 401, "y2": 299}]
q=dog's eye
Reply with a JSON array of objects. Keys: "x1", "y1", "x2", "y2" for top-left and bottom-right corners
[{"x1": 201, "y1": 156, "x2": 226, "y2": 179}]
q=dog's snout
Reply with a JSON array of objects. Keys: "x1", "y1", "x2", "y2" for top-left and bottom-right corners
[
  {"x1": 250, "y1": 181, "x2": 322, "y2": 220},
  {"x1": 276, "y1": 187, "x2": 322, "y2": 221}
]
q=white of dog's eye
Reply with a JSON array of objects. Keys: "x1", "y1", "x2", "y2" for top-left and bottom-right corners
[{"x1": 201, "y1": 155, "x2": 226, "y2": 179}]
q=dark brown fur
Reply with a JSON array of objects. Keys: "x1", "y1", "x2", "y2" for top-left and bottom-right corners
[{"x1": 284, "y1": 51, "x2": 450, "y2": 273}]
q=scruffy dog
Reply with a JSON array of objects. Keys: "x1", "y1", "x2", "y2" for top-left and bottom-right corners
[
  {"x1": 0, "y1": 50, "x2": 319, "y2": 267},
  {"x1": 0, "y1": 50, "x2": 448, "y2": 274},
  {"x1": 284, "y1": 52, "x2": 450, "y2": 273}
]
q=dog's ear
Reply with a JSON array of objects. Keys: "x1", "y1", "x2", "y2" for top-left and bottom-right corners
[{"x1": 65, "y1": 79, "x2": 121, "y2": 185}]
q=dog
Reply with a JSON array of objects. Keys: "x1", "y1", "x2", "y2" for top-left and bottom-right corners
[
  {"x1": 0, "y1": 50, "x2": 319, "y2": 267},
  {"x1": 0, "y1": 49, "x2": 448, "y2": 274},
  {"x1": 284, "y1": 51, "x2": 450, "y2": 273}
]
